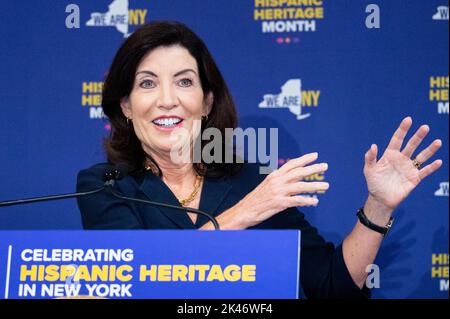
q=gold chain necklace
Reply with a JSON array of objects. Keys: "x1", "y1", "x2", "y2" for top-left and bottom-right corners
[
  {"x1": 179, "y1": 175, "x2": 203, "y2": 207},
  {"x1": 145, "y1": 163, "x2": 203, "y2": 207}
]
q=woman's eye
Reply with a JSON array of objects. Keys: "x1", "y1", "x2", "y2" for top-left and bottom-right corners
[
  {"x1": 178, "y1": 78, "x2": 193, "y2": 87},
  {"x1": 139, "y1": 79, "x2": 155, "y2": 89}
]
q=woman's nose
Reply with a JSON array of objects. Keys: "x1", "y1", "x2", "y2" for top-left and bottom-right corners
[{"x1": 157, "y1": 83, "x2": 178, "y2": 110}]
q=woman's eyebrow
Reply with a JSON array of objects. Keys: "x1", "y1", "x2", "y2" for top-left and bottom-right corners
[
  {"x1": 135, "y1": 69, "x2": 197, "y2": 77},
  {"x1": 174, "y1": 68, "x2": 197, "y2": 77},
  {"x1": 135, "y1": 70, "x2": 157, "y2": 77}
]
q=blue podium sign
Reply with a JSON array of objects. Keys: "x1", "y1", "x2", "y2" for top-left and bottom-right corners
[{"x1": 0, "y1": 230, "x2": 301, "y2": 299}]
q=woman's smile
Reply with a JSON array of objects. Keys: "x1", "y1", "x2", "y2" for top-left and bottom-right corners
[{"x1": 151, "y1": 115, "x2": 185, "y2": 131}]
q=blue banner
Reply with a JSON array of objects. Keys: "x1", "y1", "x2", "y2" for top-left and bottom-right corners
[{"x1": 0, "y1": 230, "x2": 301, "y2": 299}]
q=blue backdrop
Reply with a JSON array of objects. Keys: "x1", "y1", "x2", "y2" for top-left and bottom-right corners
[{"x1": 0, "y1": 0, "x2": 448, "y2": 298}]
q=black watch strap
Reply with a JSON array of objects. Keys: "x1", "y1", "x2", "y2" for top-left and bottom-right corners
[{"x1": 356, "y1": 207, "x2": 394, "y2": 236}]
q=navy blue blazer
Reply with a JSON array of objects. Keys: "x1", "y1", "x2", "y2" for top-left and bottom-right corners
[{"x1": 77, "y1": 162, "x2": 369, "y2": 299}]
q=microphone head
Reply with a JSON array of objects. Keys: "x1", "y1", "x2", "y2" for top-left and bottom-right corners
[
  {"x1": 113, "y1": 163, "x2": 129, "y2": 180},
  {"x1": 103, "y1": 163, "x2": 129, "y2": 182}
]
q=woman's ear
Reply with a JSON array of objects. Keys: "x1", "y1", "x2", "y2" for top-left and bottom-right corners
[
  {"x1": 203, "y1": 92, "x2": 214, "y2": 116},
  {"x1": 120, "y1": 97, "x2": 132, "y2": 119}
]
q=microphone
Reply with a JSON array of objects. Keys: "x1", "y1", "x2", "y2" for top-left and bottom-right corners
[
  {"x1": 0, "y1": 181, "x2": 107, "y2": 207},
  {"x1": 104, "y1": 165, "x2": 220, "y2": 230},
  {"x1": 0, "y1": 165, "x2": 220, "y2": 230},
  {"x1": 0, "y1": 165, "x2": 125, "y2": 207}
]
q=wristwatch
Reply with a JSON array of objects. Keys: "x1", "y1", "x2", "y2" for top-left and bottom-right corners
[{"x1": 356, "y1": 207, "x2": 394, "y2": 236}]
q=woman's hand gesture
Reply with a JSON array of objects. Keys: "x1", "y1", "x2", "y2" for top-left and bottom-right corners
[{"x1": 363, "y1": 117, "x2": 442, "y2": 215}]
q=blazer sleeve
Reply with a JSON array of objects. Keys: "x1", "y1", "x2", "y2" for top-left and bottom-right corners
[
  {"x1": 251, "y1": 208, "x2": 371, "y2": 299},
  {"x1": 76, "y1": 164, "x2": 144, "y2": 229}
]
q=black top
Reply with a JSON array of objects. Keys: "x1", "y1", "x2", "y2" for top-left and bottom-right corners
[{"x1": 76, "y1": 162, "x2": 370, "y2": 299}]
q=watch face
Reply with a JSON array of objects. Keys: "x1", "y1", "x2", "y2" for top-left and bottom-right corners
[{"x1": 386, "y1": 218, "x2": 394, "y2": 228}]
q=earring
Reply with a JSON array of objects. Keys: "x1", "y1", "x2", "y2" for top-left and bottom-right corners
[
  {"x1": 126, "y1": 117, "x2": 131, "y2": 125},
  {"x1": 202, "y1": 114, "x2": 209, "y2": 121}
]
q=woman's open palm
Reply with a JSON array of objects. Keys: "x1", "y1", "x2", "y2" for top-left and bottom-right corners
[{"x1": 364, "y1": 117, "x2": 442, "y2": 211}]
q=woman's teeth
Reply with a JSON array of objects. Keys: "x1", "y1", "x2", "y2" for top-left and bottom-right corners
[{"x1": 152, "y1": 118, "x2": 183, "y2": 127}]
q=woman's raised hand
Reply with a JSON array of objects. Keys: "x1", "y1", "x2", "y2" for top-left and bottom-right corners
[
  {"x1": 363, "y1": 117, "x2": 442, "y2": 216},
  {"x1": 229, "y1": 152, "x2": 329, "y2": 228}
]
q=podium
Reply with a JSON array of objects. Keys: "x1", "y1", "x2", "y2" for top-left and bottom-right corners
[{"x1": 0, "y1": 230, "x2": 301, "y2": 299}]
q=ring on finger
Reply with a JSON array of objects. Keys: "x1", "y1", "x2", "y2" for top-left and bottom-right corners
[{"x1": 412, "y1": 157, "x2": 422, "y2": 170}]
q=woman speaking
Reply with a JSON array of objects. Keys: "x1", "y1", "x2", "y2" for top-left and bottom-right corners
[{"x1": 76, "y1": 21, "x2": 443, "y2": 299}]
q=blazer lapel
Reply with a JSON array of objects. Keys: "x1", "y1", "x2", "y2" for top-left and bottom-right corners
[
  {"x1": 138, "y1": 172, "x2": 196, "y2": 229},
  {"x1": 138, "y1": 172, "x2": 233, "y2": 229}
]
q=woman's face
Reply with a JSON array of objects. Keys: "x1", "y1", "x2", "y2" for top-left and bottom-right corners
[{"x1": 121, "y1": 45, "x2": 212, "y2": 160}]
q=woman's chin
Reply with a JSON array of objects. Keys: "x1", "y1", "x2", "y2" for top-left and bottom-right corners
[
  {"x1": 147, "y1": 140, "x2": 190, "y2": 157},
  {"x1": 141, "y1": 125, "x2": 193, "y2": 159}
]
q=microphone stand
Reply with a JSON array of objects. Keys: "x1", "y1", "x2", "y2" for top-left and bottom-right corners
[
  {"x1": 0, "y1": 186, "x2": 106, "y2": 207},
  {"x1": 0, "y1": 179, "x2": 220, "y2": 230}
]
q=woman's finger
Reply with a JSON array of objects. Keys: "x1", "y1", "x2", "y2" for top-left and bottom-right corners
[
  {"x1": 386, "y1": 117, "x2": 413, "y2": 151},
  {"x1": 414, "y1": 139, "x2": 442, "y2": 164},
  {"x1": 287, "y1": 163, "x2": 328, "y2": 182},
  {"x1": 286, "y1": 182, "x2": 330, "y2": 195},
  {"x1": 419, "y1": 159, "x2": 443, "y2": 180},
  {"x1": 364, "y1": 144, "x2": 378, "y2": 169},
  {"x1": 278, "y1": 152, "x2": 318, "y2": 174},
  {"x1": 288, "y1": 195, "x2": 319, "y2": 207},
  {"x1": 402, "y1": 125, "x2": 430, "y2": 158}
]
